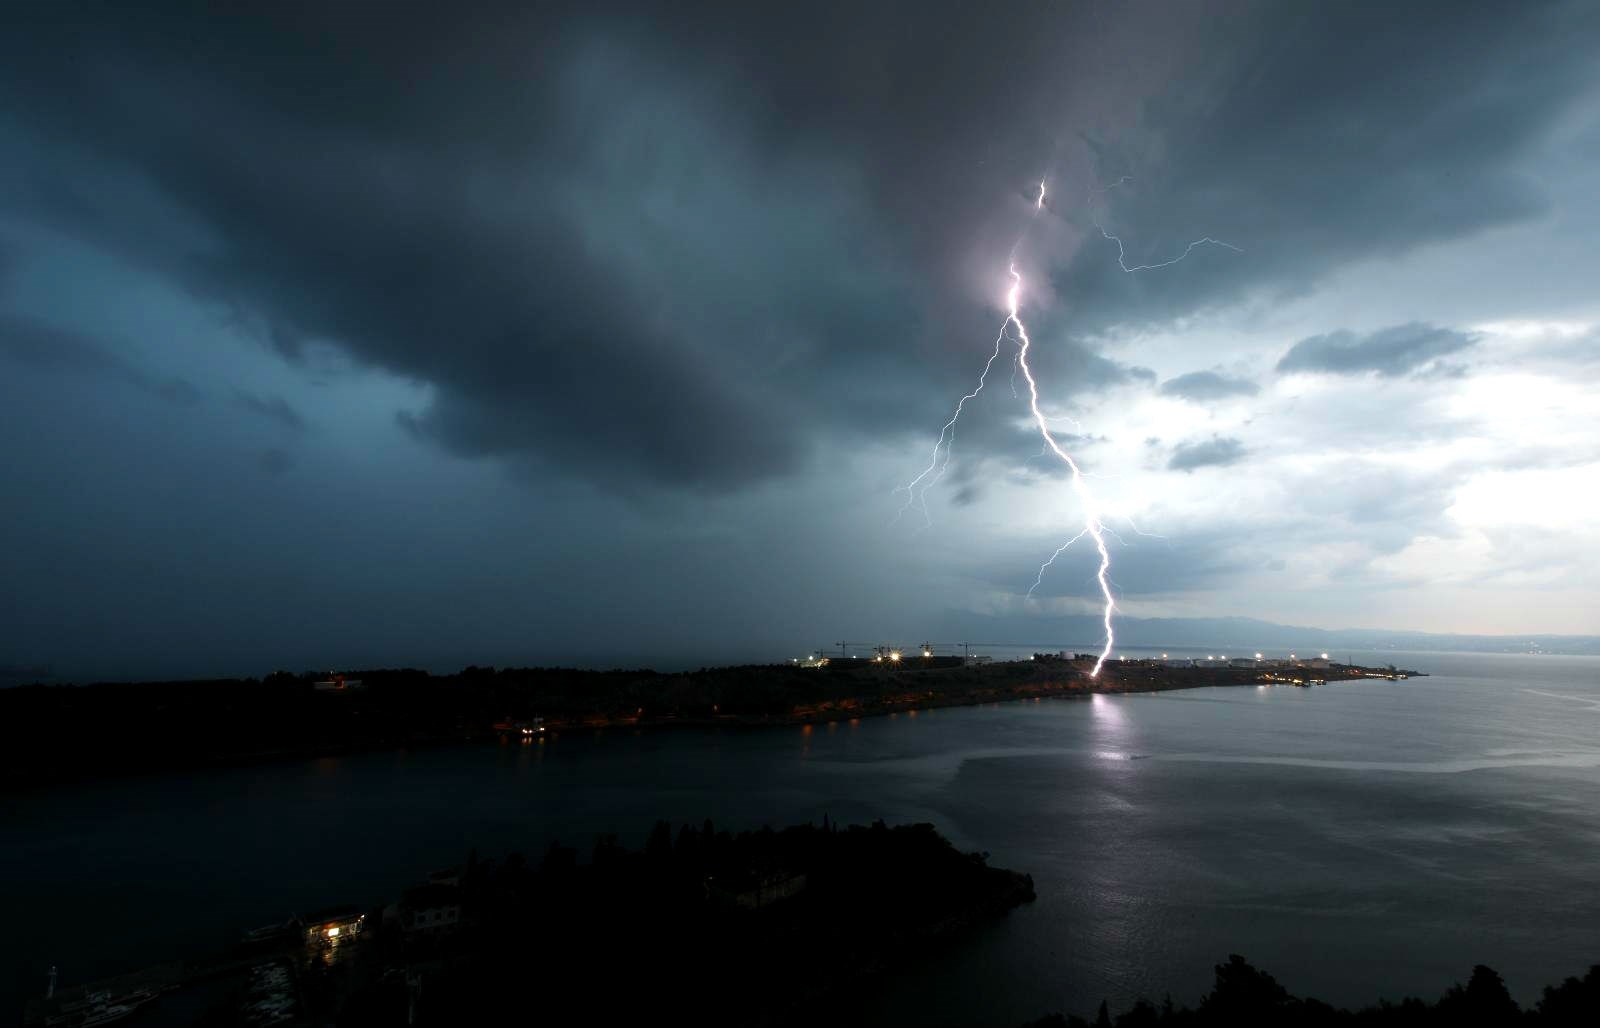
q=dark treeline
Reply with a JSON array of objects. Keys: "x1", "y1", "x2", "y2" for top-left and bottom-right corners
[
  {"x1": 1025, "y1": 954, "x2": 1600, "y2": 1028},
  {"x1": 2, "y1": 657, "x2": 1406, "y2": 789},
  {"x1": 0, "y1": 661, "x2": 1084, "y2": 787},
  {"x1": 321, "y1": 820, "x2": 1034, "y2": 1027}
]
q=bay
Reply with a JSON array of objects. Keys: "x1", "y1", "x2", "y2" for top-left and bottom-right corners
[{"x1": 5, "y1": 650, "x2": 1598, "y2": 1024}]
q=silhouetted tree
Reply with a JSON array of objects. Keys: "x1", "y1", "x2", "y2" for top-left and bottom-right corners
[
  {"x1": 645, "y1": 820, "x2": 673, "y2": 863},
  {"x1": 1113, "y1": 999, "x2": 1161, "y2": 1028},
  {"x1": 1198, "y1": 954, "x2": 1292, "y2": 1025},
  {"x1": 1437, "y1": 965, "x2": 1520, "y2": 1026},
  {"x1": 539, "y1": 840, "x2": 576, "y2": 877},
  {"x1": 591, "y1": 833, "x2": 624, "y2": 869},
  {"x1": 1536, "y1": 964, "x2": 1600, "y2": 1026}
]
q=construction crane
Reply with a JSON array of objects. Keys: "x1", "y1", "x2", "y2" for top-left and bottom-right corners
[
  {"x1": 917, "y1": 641, "x2": 981, "y2": 658},
  {"x1": 833, "y1": 641, "x2": 1000, "y2": 659}
]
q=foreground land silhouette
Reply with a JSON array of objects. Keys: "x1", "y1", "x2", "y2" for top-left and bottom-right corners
[
  {"x1": 1024, "y1": 954, "x2": 1600, "y2": 1028},
  {"x1": 26, "y1": 820, "x2": 1035, "y2": 1027},
  {"x1": 21, "y1": 817, "x2": 1595, "y2": 1027}
]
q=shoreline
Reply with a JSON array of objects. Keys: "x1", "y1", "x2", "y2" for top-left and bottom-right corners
[{"x1": 1, "y1": 659, "x2": 1421, "y2": 792}]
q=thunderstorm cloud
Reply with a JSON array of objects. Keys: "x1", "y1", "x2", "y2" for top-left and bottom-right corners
[
  {"x1": 0, "y1": 0, "x2": 1597, "y2": 678},
  {"x1": 235, "y1": 390, "x2": 306, "y2": 433}
]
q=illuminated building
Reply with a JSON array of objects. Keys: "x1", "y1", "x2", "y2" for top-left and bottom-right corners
[{"x1": 299, "y1": 907, "x2": 366, "y2": 948}]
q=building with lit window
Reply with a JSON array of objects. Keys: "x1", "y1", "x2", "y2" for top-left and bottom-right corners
[{"x1": 299, "y1": 907, "x2": 366, "y2": 948}]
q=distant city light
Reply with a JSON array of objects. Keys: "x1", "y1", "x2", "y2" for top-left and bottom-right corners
[{"x1": 889, "y1": 651, "x2": 902, "y2": 662}]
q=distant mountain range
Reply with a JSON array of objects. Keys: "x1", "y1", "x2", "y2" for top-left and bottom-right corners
[{"x1": 936, "y1": 613, "x2": 1600, "y2": 657}]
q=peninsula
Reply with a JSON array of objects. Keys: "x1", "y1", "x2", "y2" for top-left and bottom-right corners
[{"x1": 0, "y1": 654, "x2": 1421, "y2": 789}]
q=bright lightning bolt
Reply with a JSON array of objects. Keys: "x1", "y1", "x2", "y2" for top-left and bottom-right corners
[
  {"x1": 897, "y1": 180, "x2": 1049, "y2": 525},
  {"x1": 899, "y1": 174, "x2": 1237, "y2": 679},
  {"x1": 1008, "y1": 262, "x2": 1117, "y2": 676}
]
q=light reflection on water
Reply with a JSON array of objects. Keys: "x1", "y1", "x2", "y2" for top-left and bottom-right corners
[{"x1": 3, "y1": 650, "x2": 1599, "y2": 1023}]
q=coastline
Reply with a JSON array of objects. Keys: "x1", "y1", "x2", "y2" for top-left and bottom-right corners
[{"x1": 0, "y1": 658, "x2": 1421, "y2": 791}]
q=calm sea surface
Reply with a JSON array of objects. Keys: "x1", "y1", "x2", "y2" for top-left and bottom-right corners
[{"x1": 5, "y1": 650, "x2": 1600, "y2": 1024}]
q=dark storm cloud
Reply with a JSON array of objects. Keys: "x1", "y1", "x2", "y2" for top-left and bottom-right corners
[
  {"x1": 234, "y1": 390, "x2": 305, "y2": 432},
  {"x1": 0, "y1": 1, "x2": 1204, "y2": 491},
  {"x1": 1052, "y1": 1, "x2": 1599, "y2": 337},
  {"x1": 0, "y1": 238, "x2": 17, "y2": 289},
  {"x1": 151, "y1": 378, "x2": 203, "y2": 407},
  {"x1": 1277, "y1": 323, "x2": 1479, "y2": 378},
  {"x1": 1159, "y1": 370, "x2": 1259, "y2": 402},
  {"x1": 0, "y1": 1, "x2": 1592, "y2": 494},
  {"x1": 1167, "y1": 436, "x2": 1247, "y2": 473},
  {"x1": 256, "y1": 448, "x2": 293, "y2": 475},
  {"x1": 0, "y1": 315, "x2": 123, "y2": 376},
  {"x1": 0, "y1": 314, "x2": 201, "y2": 406}
]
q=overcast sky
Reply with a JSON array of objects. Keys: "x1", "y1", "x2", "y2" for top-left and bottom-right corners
[{"x1": 3, "y1": 1, "x2": 1598, "y2": 679}]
